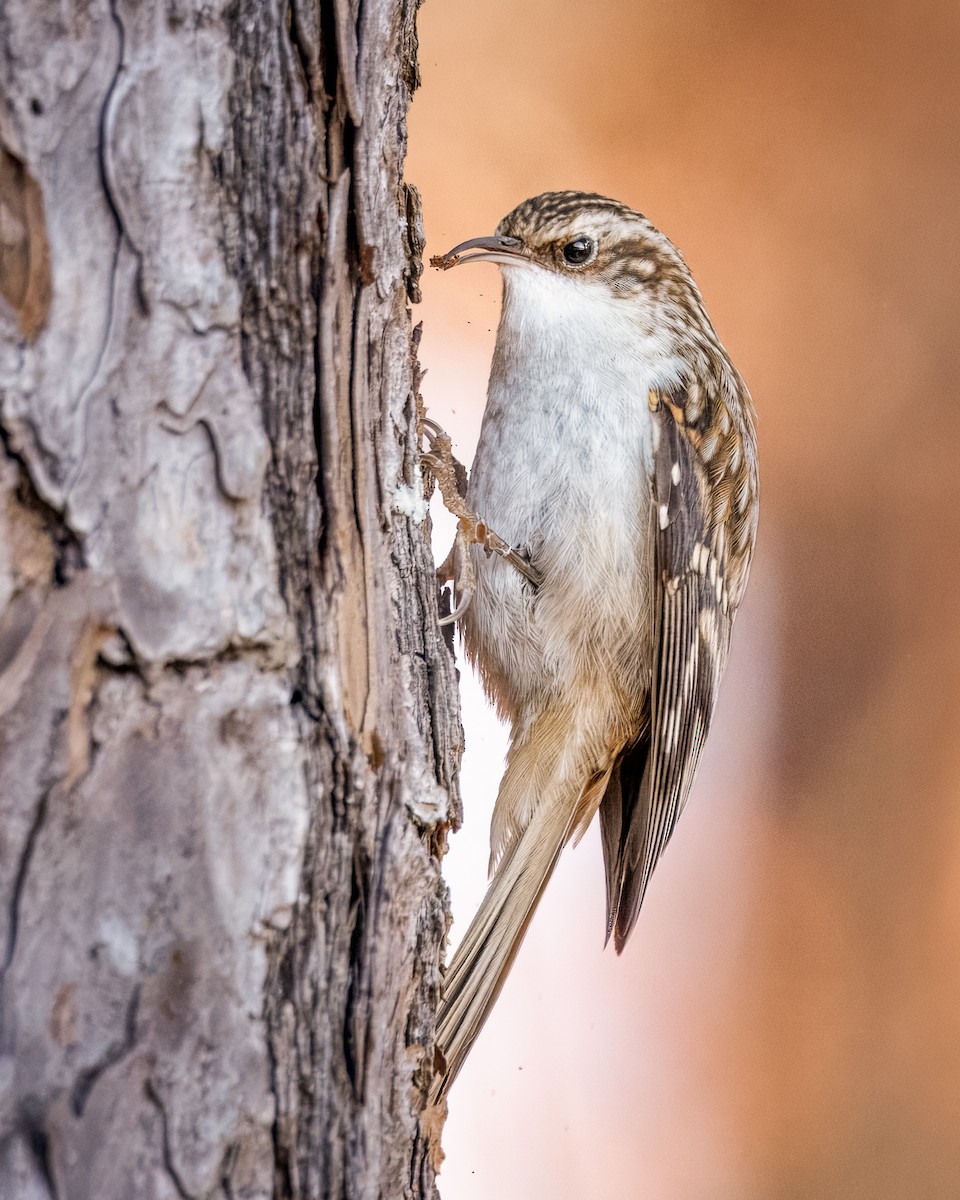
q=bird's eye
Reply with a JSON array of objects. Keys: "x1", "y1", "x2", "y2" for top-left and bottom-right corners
[{"x1": 561, "y1": 237, "x2": 595, "y2": 265}]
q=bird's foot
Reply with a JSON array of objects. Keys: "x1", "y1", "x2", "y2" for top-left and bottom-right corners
[{"x1": 419, "y1": 418, "x2": 542, "y2": 618}]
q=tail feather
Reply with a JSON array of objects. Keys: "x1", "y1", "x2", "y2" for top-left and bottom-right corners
[{"x1": 431, "y1": 735, "x2": 612, "y2": 1102}]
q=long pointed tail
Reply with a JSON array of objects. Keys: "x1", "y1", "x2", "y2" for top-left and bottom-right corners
[{"x1": 431, "y1": 719, "x2": 612, "y2": 1102}]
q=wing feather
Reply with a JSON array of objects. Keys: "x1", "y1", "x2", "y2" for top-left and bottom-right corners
[{"x1": 601, "y1": 389, "x2": 736, "y2": 952}]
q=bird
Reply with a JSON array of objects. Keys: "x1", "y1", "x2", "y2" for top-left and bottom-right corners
[{"x1": 426, "y1": 191, "x2": 759, "y2": 1102}]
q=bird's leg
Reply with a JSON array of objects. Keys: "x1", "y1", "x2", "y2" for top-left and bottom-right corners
[
  {"x1": 419, "y1": 417, "x2": 542, "y2": 609},
  {"x1": 437, "y1": 525, "x2": 477, "y2": 627},
  {"x1": 418, "y1": 416, "x2": 469, "y2": 517},
  {"x1": 418, "y1": 417, "x2": 467, "y2": 623}
]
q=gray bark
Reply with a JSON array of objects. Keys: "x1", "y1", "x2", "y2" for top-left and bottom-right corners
[{"x1": 0, "y1": 1, "x2": 459, "y2": 1198}]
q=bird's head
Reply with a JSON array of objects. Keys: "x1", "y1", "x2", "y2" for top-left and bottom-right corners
[
  {"x1": 431, "y1": 191, "x2": 723, "y2": 376},
  {"x1": 431, "y1": 191, "x2": 696, "y2": 304}
]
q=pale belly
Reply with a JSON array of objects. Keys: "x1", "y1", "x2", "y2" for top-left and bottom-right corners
[{"x1": 462, "y1": 368, "x2": 657, "y2": 728}]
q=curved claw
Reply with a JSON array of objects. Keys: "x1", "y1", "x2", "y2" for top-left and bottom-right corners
[
  {"x1": 439, "y1": 586, "x2": 473, "y2": 626},
  {"x1": 420, "y1": 416, "x2": 445, "y2": 443}
]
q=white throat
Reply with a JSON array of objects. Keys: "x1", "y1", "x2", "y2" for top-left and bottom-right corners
[{"x1": 496, "y1": 264, "x2": 685, "y2": 393}]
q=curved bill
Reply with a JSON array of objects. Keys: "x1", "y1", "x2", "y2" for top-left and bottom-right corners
[{"x1": 430, "y1": 235, "x2": 528, "y2": 271}]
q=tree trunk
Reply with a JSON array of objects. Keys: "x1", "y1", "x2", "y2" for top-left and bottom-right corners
[{"x1": 0, "y1": 2, "x2": 458, "y2": 1197}]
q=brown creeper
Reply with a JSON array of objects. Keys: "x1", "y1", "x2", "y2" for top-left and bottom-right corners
[{"x1": 428, "y1": 192, "x2": 759, "y2": 1101}]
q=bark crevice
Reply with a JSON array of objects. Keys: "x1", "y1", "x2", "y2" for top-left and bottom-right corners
[
  {"x1": 1, "y1": 771, "x2": 53, "y2": 977},
  {"x1": 144, "y1": 1080, "x2": 194, "y2": 1200},
  {"x1": 69, "y1": 983, "x2": 140, "y2": 1119}
]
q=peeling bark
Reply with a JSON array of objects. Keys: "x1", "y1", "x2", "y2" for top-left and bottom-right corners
[{"x1": 0, "y1": 2, "x2": 457, "y2": 1197}]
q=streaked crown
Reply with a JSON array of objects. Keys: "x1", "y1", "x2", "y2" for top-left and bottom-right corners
[{"x1": 495, "y1": 190, "x2": 693, "y2": 300}]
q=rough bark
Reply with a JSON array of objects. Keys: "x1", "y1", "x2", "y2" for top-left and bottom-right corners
[{"x1": 0, "y1": 2, "x2": 458, "y2": 1198}]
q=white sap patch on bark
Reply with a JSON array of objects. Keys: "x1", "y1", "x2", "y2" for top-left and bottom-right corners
[
  {"x1": 393, "y1": 475, "x2": 430, "y2": 523},
  {"x1": 97, "y1": 912, "x2": 140, "y2": 976},
  {"x1": 404, "y1": 762, "x2": 451, "y2": 825}
]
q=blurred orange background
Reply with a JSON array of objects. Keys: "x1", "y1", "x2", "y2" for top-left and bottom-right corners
[{"x1": 408, "y1": 1, "x2": 960, "y2": 1196}]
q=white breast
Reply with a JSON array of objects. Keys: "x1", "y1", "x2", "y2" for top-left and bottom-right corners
[{"x1": 463, "y1": 266, "x2": 684, "y2": 722}]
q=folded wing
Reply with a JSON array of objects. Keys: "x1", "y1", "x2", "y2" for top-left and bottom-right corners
[{"x1": 600, "y1": 384, "x2": 740, "y2": 952}]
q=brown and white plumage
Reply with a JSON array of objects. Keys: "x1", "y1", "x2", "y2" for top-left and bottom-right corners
[{"x1": 430, "y1": 192, "x2": 759, "y2": 1101}]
